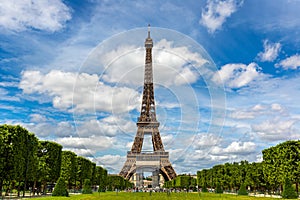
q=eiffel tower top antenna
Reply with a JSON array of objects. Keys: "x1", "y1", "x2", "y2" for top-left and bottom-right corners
[{"x1": 148, "y1": 24, "x2": 151, "y2": 38}]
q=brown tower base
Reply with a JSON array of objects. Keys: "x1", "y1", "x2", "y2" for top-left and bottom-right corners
[{"x1": 120, "y1": 151, "x2": 176, "y2": 187}]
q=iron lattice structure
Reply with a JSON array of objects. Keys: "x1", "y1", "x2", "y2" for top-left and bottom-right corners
[{"x1": 119, "y1": 25, "x2": 176, "y2": 184}]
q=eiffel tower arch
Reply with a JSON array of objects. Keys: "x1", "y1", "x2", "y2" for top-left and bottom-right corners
[{"x1": 119, "y1": 25, "x2": 176, "y2": 187}]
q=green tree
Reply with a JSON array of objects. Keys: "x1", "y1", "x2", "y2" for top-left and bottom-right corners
[
  {"x1": 52, "y1": 177, "x2": 68, "y2": 196},
  {"x1": 230, "y1": 162, "x2": 243, "y2": 190},
  {"x1": 244, "y1": 162, "x2": 265, "y2": 193},
  {"x1": 0, "y1": 125, "x2": 39, "y2": 197},
  {"x1": 197, "y1": 169, "x2": 210, "y2": 191},
  {"x1": 0, "y1": 125, "x2": 14, "y2": 196},
  {"x1": 22, "y1": 132, "x2": 39, "y2": 197},
  {"x1": 262, "y1": 146, "x2": 280, "y2": 192},
  {"x1": 82, "y1": 179, "x2": 93, "y2": 194},
  {"x1": 37, "y1": 141, "x2": 62, "y2": 194},
  {"x1": 282, "y1": 177, "x2": 298, "y2": 199},
  {"x1": 212, "y1": 165, "x2": 225, "y2": 188},
  {"x1": 202, "y1": 184, "x2": 208, "y2": 192},
  {"x1": 175, "y1": 175, "x2": 191, "y2": 189},
  {"x1": 107, "y1": 175, "x2": 131, "y2": 191},
  {"x1": 223, "y1": 163, "x2": 232, "y2": 191},
  {"x1": 76, "y1": 157, "x2": 94, "y2": 189},
  {"x1": 0, "y1": 127, "x2": 4, "y2": 195},
  {"x1": 10, "y1": 125, "x2": 27, "y2": 196},
  {"x1": 96, "y1": 166, "x2": 107, "y2": 192},
  {"x1": 263, "y1": 141, "x2": 300, "y2": 193},
  {"x1": 279, "y1": 141, "x2": 300, "y2": 193},
  {"x1": 0, "y1": 124, "x2": 110, "y2": 197},
  {"x1": 60, "y1": 151, "x2": 77, "y2": 189},
  {"x1": 215, "y1": 183, "x2": 223, "y2": 194},
  {"x1": 238, "y1": 183, "x2": 248, "y2": 195},
  {"x1": 91, "y1": 163, "x2": 96, "y2": 189}
]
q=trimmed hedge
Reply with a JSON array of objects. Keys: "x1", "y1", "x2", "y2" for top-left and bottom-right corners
[
  {"x1": 237, "y1": 184, "x2": 248, "y2": 196},
  {"x1": 52, "y1": 177, "x2": 69, "y2": 197},
  {"x1": 82, "y1": 179, "x2": 93, "y2": 194}
]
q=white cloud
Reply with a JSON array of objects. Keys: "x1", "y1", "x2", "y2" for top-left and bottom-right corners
[
  {"x1": 56, "y1": 135, "x2": 114, "y2": 151},
  {"x1": 0, "y1": 0, "x2": 71, "y2": 32},
  {"x1": 173, "y1": 67, "x2": 198, "y2": 86},
  {"x1": 252, "y1": 118, "x2": 296, "y2": 141},
  {"x1": 63, "y1": 148, "x2": 96, "y2": 157},
  {"x1": 30, "y1": 113, "x2": 47, "y2": 123},
  {"x1": 157, "y1": 102, "x2": 180, "y2": 109},
  {"x1": 257, "y1": 40, "x2": 281, "y2": 62},
  {"x1": 76, "y1": 117, "x2": 136, "y2": 138},
  {"x1": 212, "y1": 62, "x2": 264, "y2": 89},
  {"x1": 0, "y1": 88, "x2": 20, "y2": 102},
  {"x1": 224, "y1": 141, "x2": 256, "y2": 154},
  {"x1": 155, "y1": 39, "x2": 208, "y2": 68},
  {"x1": 230, "y1": 103, "x2": 285, "y2": 120},
  {"x1": 26, "y1": 115, "x2": 135, "y2": 158},
  {"x1": 230, "y1": 110, "x2": 256, "y2": 119},
  {"x1": 211, "y1": 141, "x2": 256, "y2": 155},
  {"x1": 100, "y1": 39, "x2": 208, "y2": 87},
  {"x1": 271, "y1": 103, "x2": 284, "y2": 112},
  {"x1": 276, "y1": 54, "x2": 300, "y2": 70},
  {"x1": 200, "y1": 0, "x2": 244, "y2": 33},
  {"x1": 126, "y1": 141, "x2": 133, "y2": 150},
  {"x1": 55, "y1": 121, "x2": 76, "y2": 137},
  {"x1": 19, "y1": 70, "x2": 140, "y2": 113},
  {"x1": 94, "y1": 155, "x2": 126, "y2": 173},
  {"x1": 8, "y1": 114, "x2": 75, "y2": 139},
  {"x1": 184, "y1": 140, "x2": 258, "y2": 171},
  {"x1": 193, "y1": 133, "x2": 222, "y2": 149},
  {"x1": 24, "y1": 118, "x2": 76, "y2": 138},
  {"x1": 252, "y1": 104, "x2": 266, "y2": 111}
]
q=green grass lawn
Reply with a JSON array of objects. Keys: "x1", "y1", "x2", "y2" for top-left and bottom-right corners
[{"x1": 25, "y1": 192, "x2": 295, "y2": 200}]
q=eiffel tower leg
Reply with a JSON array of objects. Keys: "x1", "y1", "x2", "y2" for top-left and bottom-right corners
[
  {"x1": 131, "y1": 128, "x2": 144, "y2": 153},
  {"x1": 152, "y1": 169, "x2": 159, "y2": 188},
  {"x1": 152, "y1": 128, "x2": 164, "y2": 151},
  {"x1": 160, "y1": 161, "x2": 177, "y2": 181}
]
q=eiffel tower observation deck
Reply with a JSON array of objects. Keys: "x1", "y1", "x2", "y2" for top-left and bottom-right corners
[{"x1": 119, "y1": 25, "x2": 176, "y2": 188}]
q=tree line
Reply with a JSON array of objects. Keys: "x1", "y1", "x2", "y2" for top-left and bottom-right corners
[
  {"x1": 196, "y1": 140, "x2": 300, "y2": 196},
  {"x1": 0, "y1": 124, "x2": 131, "y2": 197},
  {"x1": 164, "y1": 175, "x2": 197, "y2": 190}
]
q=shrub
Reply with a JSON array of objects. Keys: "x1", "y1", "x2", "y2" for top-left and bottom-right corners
[
  {"x1": 282, "y1": 177, "x2": 298, "y2": 199},
  {"x1": 82, "y1": 179, "x2": 93, "y2": 194},
  {"x1": 215, "y1": 183, "x2": 223, "y2": 194},
  {"x1": 52, "y1": 177, "x2": 69, "y2": 197},
  {"x1": 238, "y1": 184, "x2": 248, "y2": 196}
]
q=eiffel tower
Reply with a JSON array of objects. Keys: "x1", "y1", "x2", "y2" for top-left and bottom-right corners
[{"x1": 119, "y1": 25, "x2": 176, "y2": 187}]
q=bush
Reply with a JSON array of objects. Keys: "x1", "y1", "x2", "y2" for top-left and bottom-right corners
[
  {"x1": 82, "y1": 179, "x2": 93, "y2": 194},
  {"x1": 52, "y1": 177, "x2": 69, "y2": 197},
  {"x1": 238, "y1": 184, "x2": 248, "y2": 196},
  {"x1": 215, "y1": 183, "x2": 223, "y2": 194},
  {"x1": 282, "y1": 177, "x2": 298, "y2": 199}
]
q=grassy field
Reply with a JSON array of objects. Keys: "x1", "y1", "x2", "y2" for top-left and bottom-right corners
[{"x1": 24, "y1": 192, "x2": 293, "y2": 200}]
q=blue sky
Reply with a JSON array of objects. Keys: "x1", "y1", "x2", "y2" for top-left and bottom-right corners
[{"x1": 1, "y1": 0, "x2": 300, "y2": 174}]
